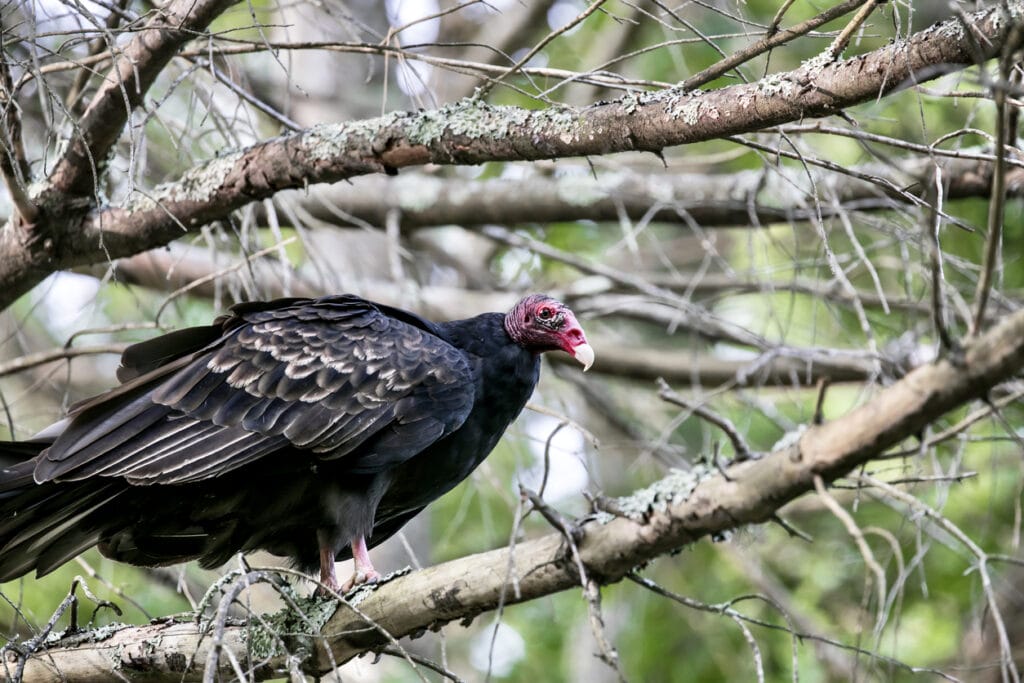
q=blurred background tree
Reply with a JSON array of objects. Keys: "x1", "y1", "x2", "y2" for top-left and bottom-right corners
[{"x1": 2, "y1": 0, "x2": 1024, "y2": 680}]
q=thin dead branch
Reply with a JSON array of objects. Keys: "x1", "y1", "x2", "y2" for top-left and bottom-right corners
[
  {"x1": 657, "y1": 378, "x2": 755, "y2": 462},
  {"x1": 680, "y1": 0, "x2": 869, "y2": 90}
]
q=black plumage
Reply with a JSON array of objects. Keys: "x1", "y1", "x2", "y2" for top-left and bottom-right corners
[{"x1": 0, "y1": 294, "x2": 593, "y2": 591}]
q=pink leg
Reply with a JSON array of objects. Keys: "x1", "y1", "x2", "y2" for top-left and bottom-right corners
[
  {"x1": 340, "y1": 535, "x2": 382, "y2": 593},
  {"x1": 319, "y1": 545, "x2": 342, "y2": 595}
]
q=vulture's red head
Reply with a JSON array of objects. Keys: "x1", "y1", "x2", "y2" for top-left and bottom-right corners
[{"x1": 504, "y1": 294, "x2": 594, "y2": 370}]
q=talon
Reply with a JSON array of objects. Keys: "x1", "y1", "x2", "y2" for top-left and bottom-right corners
[
  {"x1": 333, "y1": 534, "x2": 381, "y2": 594},
  {"x1": 317, "y1": 535, "x2": 382, "y2": 596},
  {"x1": 340, "y1": 567, "x2": 383, "y2": 593}
]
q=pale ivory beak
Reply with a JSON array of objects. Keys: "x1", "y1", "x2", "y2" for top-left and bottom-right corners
[{"x1": 572, "y1": 342, "x2": 595, "y2": 371}]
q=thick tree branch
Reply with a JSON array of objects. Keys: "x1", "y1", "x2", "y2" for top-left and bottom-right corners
[
  {"x1": 258, "y1": 155, "x2": 1024, "y2": 232},
  {"x1": 547, "y1": 342, "x2": 882, "y2": 387},
  {"x1": 0, "y1": 0, "x2": 238, "y2": 314},
  {"x1": 20, "y1": 294, "x2": 1024, "y2": 683},
  {"x1": 0, "y1": 2, "x2": 1015, "y2": 311}
]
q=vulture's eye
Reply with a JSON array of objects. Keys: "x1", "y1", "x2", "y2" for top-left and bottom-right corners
[{"x1": 538, "y1": 307, "x2": 553, "y2": 320}]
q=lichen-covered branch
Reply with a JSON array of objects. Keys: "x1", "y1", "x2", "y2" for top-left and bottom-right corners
[
  {"x1": 0, "y1": 2, "x2": 1016, "y2": 311},
  {"x1": 19, "y1": 299, "x2": 1024, "y2": 683},
  {"x1": 77, "y1": 2, "x2": 1013, "y2": 244}
]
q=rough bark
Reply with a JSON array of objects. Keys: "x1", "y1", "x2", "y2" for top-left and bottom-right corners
[{"x1": 18, "y1": 303, "x2": 1024, "y2": 682}]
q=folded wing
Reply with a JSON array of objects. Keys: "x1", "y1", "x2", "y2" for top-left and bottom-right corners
[{"x1": 33, "y1": 295, "x2": 477, "y2": 486}]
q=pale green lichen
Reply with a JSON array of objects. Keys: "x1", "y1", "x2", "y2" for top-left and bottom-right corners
[
  {"x1": 621, "y1": 92, "x2": 641, "y2": 115},
  {"x1": 246, "y1": 596, "x2": 340, "y2": 662},
  {"x1": 346, "y1": 567, "x2": 411, "y2": 607},
  {"x1": 127, "y1": 151, "x2": 242, "y2": 213},
  {"x1": 758, "y1": 73, "x2": 796, "y2": 98},
  {"x1": 659, "y1": 90, "x2": 685, "y2": 118},
  {"x1": 644, "y1": 88, "x2": 706, "y2": 122},
  {"x1": 593, "y1": 510, "x2": 616, "y2": 525},
  {"x1": 37, "y1": 619, "x2": 131, "y2": 670},
  {"x1": 612, "y1": 465, "x2": 712, "y2": 520},
  {"x1": 42, "y1": 630, "x2": 65, "y2": 646},
  {"x1": 89, "y1": 622, "x2": 129, "y2": 641},
  {"x1": 304, "y1": 110, "x2": 407, "y2": 162},
  {"x1": 42, "y1": 621, "x2": 129, "y2": 647},
  {"x1": 404, "y1": 99, "x2": 580, "y2": 147},
  {"x1": 677, "y1": 99, "x2": 702, "y2": 125},
  {"x1": 304, "y1": 122, "x2": 353, "y2": 161},
  {"x1": 678, "y1": 99, "x2": 722, "y2": 123},
  {"x1": 246, "y1": 568, "x2": 413, "y2": 660},
  {"x1": 801, "y1": 51, "x2": 834, "y2": 75},
  {"x1": 406, "y1": 108, "x2": 454, "y2": 146},
  {"x1": 304, "y1": 98, "x2": 582, "y2": 164}
]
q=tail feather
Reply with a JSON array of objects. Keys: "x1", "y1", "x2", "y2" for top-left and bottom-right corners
[{"x1": 0, "y1": 441, "x2": 123, "y2": 582}]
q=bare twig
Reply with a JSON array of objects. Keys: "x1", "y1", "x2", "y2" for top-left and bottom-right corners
[
  {"x1": 379, "y1": 647, "x2": 466, "y2": 683},
  {"x1": 476, "y1": 0, "x2": 609, "y2": 99},
  {"x1": 0, "y1": 344, "x2": 127, "y2": 379},
  {"x1": 625, "y1": 573, "x2": 955, "y2": 680},
  {"x1": 813, "y1": 476, "x2": 888, "y2": 640},
  {"x1": 812, "y1": 377, "x2": 830, "y2": 425},
  {"x1": 825, "y1": 0, "x2": 881, "y2": 60},
  {"x1": 521, "y1": 486, "x2": 626, "y2": 681},
  {"x1": 63, "y1": 0, "x2": 132, "y2": 115},
  {"x1": 3, "y1": 589, "x2": 77, "y2": 683},
  {"x1": 0, "y1": 39, "x2": 38, "y2": 225},
  {"x1": 882, "y1": 387, "x2": 1024, "y2": 458},
  {"x1": 657, "y1": 378, "x2": 755, "y2": 462},
  {"x1": 583, "y1": 579, "x2": 627, "y2": 682},
  {"x1": 926, "y1": 167, "x2": 955, "y2": 352},
  {"x1": 681, "y1": 0, "x2": 869, "y2": 90},
  {"x1": 44, "y1": 0, "x2": 238, "y2": 198},
  {"x1": 860, "y1": 475, "x2": 1021, "y2": 682},
  {"x1": 972, "y1": 23, "x2": 1024, "y2": 335},
  {"x1": 152, "y1": 237, "x2": 297, "y2": 325}
]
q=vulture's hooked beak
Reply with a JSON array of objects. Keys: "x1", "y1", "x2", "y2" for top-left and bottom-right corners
[{"x1": 571, "y1": 342, "x2": 595, "y2": 371}]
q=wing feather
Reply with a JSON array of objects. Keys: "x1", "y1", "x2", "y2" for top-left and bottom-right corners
[
  {"x1": 35, "y1": 295, "x2": 476, "y2": 485},
  {"x1": 125, "y1": 430, "x2": 283, "y2": 483}
]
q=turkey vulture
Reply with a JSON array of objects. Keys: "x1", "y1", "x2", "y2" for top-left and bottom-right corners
[{"x1": 0, "y1": 294, "x2": 593, "y2": 593}]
